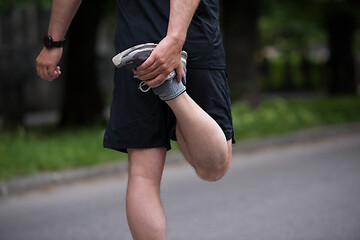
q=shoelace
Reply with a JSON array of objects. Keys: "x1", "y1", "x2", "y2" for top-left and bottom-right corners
[
  {"x1": 137, "y1": 71, "x2": 176, "y2": 93},
  {"x1": 138, "y1": 81, "x2": 151, "y2": 92}
]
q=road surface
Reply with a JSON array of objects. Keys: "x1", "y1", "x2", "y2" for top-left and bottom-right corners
[{"x1": 1, "y1": 133, "x2": 360, "y2": 240}]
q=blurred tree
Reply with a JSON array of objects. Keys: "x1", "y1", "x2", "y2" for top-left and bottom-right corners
[
  {"x1": 259, "y1": 0, "x2": 325, "y2": 91},
  {"x1": 1, "y1": 0, "x2": 112, "y2": 127},
  {"x1": 60, "y1": 0, "x2": 104, "y2": 126},
  {"x1": 324, "y1": 0, "x2": 359, "y2": 95},
  {"x1": 258, "y1": 0, "x2": 359, "y2": 94},
  {"x1": 223, "y1": 0, "x2": 260, "y2": 107},
  {"x1": 1, "y1": 0, "x2": 51, "y2": 129}
]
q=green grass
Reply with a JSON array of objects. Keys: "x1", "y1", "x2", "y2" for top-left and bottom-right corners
[
  {"x1": 1, "y1": 95, "x2": 360, "y2": 180},
  {"x1": 0, "y1": 127, "x2": 125, "y2": 180},
  {"x1": 232, "y1": 95, "x2": 360, "y2": 140}
]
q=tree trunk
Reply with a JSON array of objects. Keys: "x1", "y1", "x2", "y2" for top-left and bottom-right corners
[
  {"x1": 325, "y1": 6, "x2": 357, "y2": 95},
  {"x1": 60, "y1": 0, "x2": 104, "y2": 126},
  {"x1": 300, "y1": 50, "x2": 312, "y2": 90},
  {"x1": 223, "y1": 0, "x2": 260, "y2": 107},
  {"x1": 282, "y1": 52, "x2": 294, "y2": 91}
]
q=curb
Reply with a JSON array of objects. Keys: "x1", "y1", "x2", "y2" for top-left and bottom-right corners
[{"x1": 1, "y1": 123, "x2": 360, "y2": 197}]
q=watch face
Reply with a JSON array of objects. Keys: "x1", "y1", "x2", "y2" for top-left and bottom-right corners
[{"x1": 43, "y1": 35, "x2": 52, "y2": 48}]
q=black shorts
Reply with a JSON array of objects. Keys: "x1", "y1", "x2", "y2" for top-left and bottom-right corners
[{"x1": 103, "y1": 67, "x2": 234, "y2": 153}]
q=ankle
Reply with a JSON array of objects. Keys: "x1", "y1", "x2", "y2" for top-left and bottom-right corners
[{"x1": 152, "y1": 76, "x2": 186, "y2": 101}]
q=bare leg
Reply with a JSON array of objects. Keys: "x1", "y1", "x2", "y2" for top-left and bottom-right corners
[
  {"x1": 127, "y1": 148, "x2": 167, "y2": 240},
  {"x1": 167, "y1": 92, "x2": 232, "y2": 181}
]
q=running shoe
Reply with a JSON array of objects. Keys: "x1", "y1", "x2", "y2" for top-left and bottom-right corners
[
  {"x1": 112, "y1": 43, "x2": 187, "y2": 101},
  {"x1": 112, "y1": 43, "x2": 157, "y2": 69}
]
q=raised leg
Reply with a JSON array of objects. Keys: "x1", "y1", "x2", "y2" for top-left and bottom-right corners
[
  {"x1": 167, "y1": 92, "x2": 232, "y2": 181},
  {"x1": 126, "y1": 148, "x2": 167, "y2": 240}
]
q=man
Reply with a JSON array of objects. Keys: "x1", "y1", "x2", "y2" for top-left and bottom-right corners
[{"x1": 36, "y1": 0, "x2": 234, "y2": 239}]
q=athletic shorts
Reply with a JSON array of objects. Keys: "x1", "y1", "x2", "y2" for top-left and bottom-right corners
[{"x1": 103, "y1": 67, "x2": 234, "y2": 153}]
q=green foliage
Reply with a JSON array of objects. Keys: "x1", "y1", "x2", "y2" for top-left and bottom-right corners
[
  {"x1": 259, "y1": 53, "x2": 324, "y2": 92},
  {"x1": 259, "y1": 0, "x2": 326, "y2": 50},
  {"x1": 0, "y1": 126, "x2": 125, "y2": 180},
  {"x1": 0, "y1": 0, "x2": 51, "y2": 12},
  {"x1": 256, "y1": 0, "x2": 360, "y2": 93},
  {"x1": 258, "y1": 0, "x2": 360, "y2": 59},
  {"x1": 232, "y1": 95, "x2": 360, "y2": 141}
]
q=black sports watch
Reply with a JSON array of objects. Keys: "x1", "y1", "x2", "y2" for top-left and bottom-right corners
[{"x1": 43, "y1": 35, "x2": 66, "y2": 49}]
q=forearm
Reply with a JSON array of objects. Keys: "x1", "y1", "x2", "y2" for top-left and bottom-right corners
[
  {"x1": 167, "y1": 0, "x2": 200, "y2": 45},
  {"x1": 48, "y1": 0, "x2": 82, "y2": 40},
  {"x1": 36, "y1": 0, "x2": 82, "y2": 81}
]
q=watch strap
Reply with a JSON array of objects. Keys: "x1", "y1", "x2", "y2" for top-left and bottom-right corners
[
  {"x1": 51, "y1": 39, "x2": 66, "y2": 48},
  {"x1": 43, "y1": 35, "x2": 66, "y2": 49}
]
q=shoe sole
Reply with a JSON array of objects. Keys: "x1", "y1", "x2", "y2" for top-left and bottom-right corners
[{"x1": 112, "y1": 43, "x2": 157, "y2": 69}]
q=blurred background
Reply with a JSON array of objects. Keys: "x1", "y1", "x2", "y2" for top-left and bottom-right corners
[{"x1": 0, "y1": 0, "x2": 360, "y2": 181}]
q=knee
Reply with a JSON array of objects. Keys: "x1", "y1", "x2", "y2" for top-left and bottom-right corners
[{"x1": 196, "y1": 157, "x2": 231, "y2": 182}]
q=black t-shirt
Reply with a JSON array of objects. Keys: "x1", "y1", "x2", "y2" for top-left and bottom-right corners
[{"x1": 114, "y1": 0, "x2": 226, "y2": 69}]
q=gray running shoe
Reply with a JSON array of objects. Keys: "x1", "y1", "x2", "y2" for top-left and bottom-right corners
[
  {"x1": 112, "y1": 43, "x2": 157, "y2": 69},
  {"x1": 112, "y1": 43, "x2": 187, "y2": 101}
]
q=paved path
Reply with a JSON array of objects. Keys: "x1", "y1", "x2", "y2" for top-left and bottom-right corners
[{"x1": 1, "y1": 133, "x2": 360, "y2": 240}]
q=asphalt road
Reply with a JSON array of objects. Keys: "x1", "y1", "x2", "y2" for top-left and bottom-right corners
[{"x1": 1, "y1": 133, "x2": 360, "y2": 240}]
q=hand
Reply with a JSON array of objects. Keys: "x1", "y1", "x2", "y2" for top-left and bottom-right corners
[
  {"x1": 134, "y1": 36, "x2": 185, "y2": 86},
  {"x1": 36, "y1": 47, "x2": 63, "y2": 81}
]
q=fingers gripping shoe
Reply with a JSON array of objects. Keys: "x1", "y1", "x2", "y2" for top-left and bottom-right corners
[
  {"x1": 149, "y1": 51, "x2": 187, "y2": 101},
  {"x1": 112, "y1": 43, "x2": 187, "y2": 101}
]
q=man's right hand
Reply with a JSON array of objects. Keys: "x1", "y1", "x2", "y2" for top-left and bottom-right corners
[{"x1": 36, "y1": 47, "x2": 63, "y2": 81}]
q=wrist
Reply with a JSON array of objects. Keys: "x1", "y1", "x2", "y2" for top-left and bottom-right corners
[
  {"x1": 43, "y1": 35, "x2": 66, "y2": 49},
  {"x1": 166, "y1": 33, "x2": 186, "y2": 48}
]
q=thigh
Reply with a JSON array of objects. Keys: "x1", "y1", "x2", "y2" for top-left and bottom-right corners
[{"x1": 186, "y1": 69, "x2": 234, "y2": 141}]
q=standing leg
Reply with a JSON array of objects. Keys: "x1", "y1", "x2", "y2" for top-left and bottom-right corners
[
  {"x1": 126, "y1": 148, "x2": 167, "y2": 240},
  {"x1": 167, "y1": 92, "x2": 232, "y2": 181}
]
